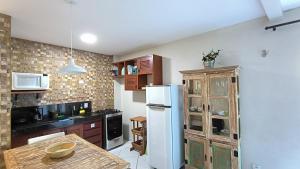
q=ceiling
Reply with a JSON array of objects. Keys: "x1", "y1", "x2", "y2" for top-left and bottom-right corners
[{"x1": 0, "y1": 0, "x2": 299, "y2": 55}]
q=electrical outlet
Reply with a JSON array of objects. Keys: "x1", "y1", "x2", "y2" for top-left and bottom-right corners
[
  {"x1": 252, "y1": 164, "x2": 262, "y2": 169},
  {"x1": 79, "y1": 80, "x2": 84, "y2": 84}
]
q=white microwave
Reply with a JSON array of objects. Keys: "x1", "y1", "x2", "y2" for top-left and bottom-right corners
[{"x1": 12, "y1": 72, "x2": 49, "y2": 90}]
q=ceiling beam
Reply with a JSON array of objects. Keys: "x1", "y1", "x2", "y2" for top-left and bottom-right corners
[{"x1": 260, "y1": 0, "x2": 283, "y2": 20}]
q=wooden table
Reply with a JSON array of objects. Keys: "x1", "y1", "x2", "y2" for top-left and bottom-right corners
[{"x1": 4, "y1": 134, "x2": 129, "y2": 169}]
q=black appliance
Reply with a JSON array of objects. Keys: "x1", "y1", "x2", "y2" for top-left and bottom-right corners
[
  {"x1": 101, "y1": 109, "x2": 123, "y2": 150},
  {"x1": 12, "y1": 106, "x2": 42, "y2": 127}
]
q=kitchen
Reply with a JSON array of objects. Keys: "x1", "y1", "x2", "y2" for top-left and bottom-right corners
[{"x1": 2, "y1": 0, "x2": 300, "y2": 169}]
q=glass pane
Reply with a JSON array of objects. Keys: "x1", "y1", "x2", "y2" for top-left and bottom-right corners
[
  {"x1": 188, "y1": 80, "x2": 202, "y2": 95},
  {"x1": 17, "y1": 76, "x2": 40, "y2": 87},
  {"x1": 188, "y1": 97, "x2": 204, "y2": 113},
  {"x1": 210, "y1": 98, "x2": 229, "y2": 117},
  {"x1": 189, "y1": 115, "x2": 203, "y2": 132},
  {"x1": 212, "y1": 119, "x2": 230, "y2": 137},
  {"x1": 189, "y1": 140, "x2": 205, "y2": 169},
  {"x1": 210, "y1": 77, "x2": 228, "y2": 96},
  {"x1": 212, "y1": 144, "x2": 231, "y2": 169}
]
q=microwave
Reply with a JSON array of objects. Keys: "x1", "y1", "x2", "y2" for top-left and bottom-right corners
[{"x1": 12, "y1": 72, "x2": 49, "y2": 90}]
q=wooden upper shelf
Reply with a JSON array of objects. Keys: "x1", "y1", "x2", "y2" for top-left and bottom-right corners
[
  {"x1": 113, "y1": 55, "x2": 163, "y2": 91},
  {"x1": 179, "y1": 65, "x2": 239, "y2": 74}
]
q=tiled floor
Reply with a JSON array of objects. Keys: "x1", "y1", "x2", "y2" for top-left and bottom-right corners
[{"x1": 109, "y1": 141, "x2": 150, "y2": 169}]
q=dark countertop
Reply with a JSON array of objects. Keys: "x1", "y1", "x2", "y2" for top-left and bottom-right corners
[{"x1": 12, "y1": 111, "x2": 105, "y2": 136}]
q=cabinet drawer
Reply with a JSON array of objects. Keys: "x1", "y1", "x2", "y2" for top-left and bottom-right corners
[
  {"x1": 94, "y1": 141, "x2": 102, "y2": 147},
  {"x1": 66, "y1": 124, "x2": 83, "y2": 137},
  {"x1": 85, "y1": 135, "x2": 102, "y2": 144},
  {"x1": 83, "y1": 128, "x2": 102, "y2": 138},
  {"x1": 83, "y1": 121, "x2": 101, "y2": 130}
]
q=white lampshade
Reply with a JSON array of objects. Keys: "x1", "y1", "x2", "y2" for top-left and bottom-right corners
[{"x1": 59, "y1": 58, "x2": 87, "y2": 74}]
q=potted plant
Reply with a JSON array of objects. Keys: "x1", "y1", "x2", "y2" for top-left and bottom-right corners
[{"x1": 202, "y1": 49, "x2": 221, "y2": 68}]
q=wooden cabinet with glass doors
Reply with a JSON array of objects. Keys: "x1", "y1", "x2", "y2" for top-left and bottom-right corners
[{"x1": 181, "y1": 66, "x2": 240, "y2": 169}]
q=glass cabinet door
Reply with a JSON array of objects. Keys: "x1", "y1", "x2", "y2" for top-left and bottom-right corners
[
  {"x1": 210, "y1": 142, "x2": 239, "y2": 169},
  {"x1": 185, "y1": 134, "x2": 208, "y2": 169},
  {"x1": 208, "y1": 75, "x2": 232, "y2": 141},
  {"x1": 184, "y1": 76, "x2": 207, "y2": 136}
]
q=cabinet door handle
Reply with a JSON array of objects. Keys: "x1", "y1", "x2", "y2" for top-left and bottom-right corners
[
  {"x1": 208, "y1": 105, "x2": 210, "y2": 112},
  {"x1": 203, "y1": 104, "x2": 205, "y2": 111},
  {"x1": 205, "y1": 154, "x2": 207, "y2": 161}
]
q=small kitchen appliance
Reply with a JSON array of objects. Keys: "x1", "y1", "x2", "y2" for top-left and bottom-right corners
[{"x1": 12, "y1": 72, "x2": 49, "y2": 90}]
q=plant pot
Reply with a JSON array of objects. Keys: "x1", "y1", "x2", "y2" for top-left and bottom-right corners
[{"x1": 203, "y1": 60, "x2": 215, "y2": 68}]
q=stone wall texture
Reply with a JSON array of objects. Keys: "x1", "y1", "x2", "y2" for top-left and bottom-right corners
[
  {"x1": 11, "y1": 38, "x2": 114, "y2": 111},
  {"x1": 0, "y1": 13, "x2": 11, "y2": 169}
]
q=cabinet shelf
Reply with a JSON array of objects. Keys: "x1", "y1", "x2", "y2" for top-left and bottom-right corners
[
  {"x1": 209, "y1": 96, "x2": 229, "y2": 99},
  {"x1": 113, "y1": 75, "x2": 124, "y2": 78},
  {"x1": 211, "y1": 115, "x2": 229, "y2": 120},
  {"x1": 131, "y1": 127, "x2": 144, "y2": 136},
  {"x1": 187, "y1": 94, "x2": 202, "y2": 98},
  {"x1": 189, "y1": 112, "x2": 203, "y2": 116}
]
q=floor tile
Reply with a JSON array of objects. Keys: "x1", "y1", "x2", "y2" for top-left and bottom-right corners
[{"x1": 109, "y1": 141, "x2": 151, "y2": 169}]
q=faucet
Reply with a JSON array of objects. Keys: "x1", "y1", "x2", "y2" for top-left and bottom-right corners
[{"x1": 71, "y1": 105, "x2": 76, "y2": 116}]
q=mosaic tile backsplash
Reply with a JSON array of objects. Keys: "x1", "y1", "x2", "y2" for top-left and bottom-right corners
[
  {"x1": 11, "y1": 38, "x2": 114, "y2": 111},
  {"x1": 0, "y1": 13, "x2": 11, "y2": 169}
]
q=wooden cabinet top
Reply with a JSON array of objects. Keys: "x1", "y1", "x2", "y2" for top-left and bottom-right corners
[
  {"x1": 4, "y1": 134, "x2": 129, "y2": 169},
  {"x1": 180, "y1": 65, "x2": 239, "y2": 74}
]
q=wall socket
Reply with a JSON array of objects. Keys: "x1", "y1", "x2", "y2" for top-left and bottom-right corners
[{"x1": 252, "y1": 164, "x2": 262, "y2": 169}]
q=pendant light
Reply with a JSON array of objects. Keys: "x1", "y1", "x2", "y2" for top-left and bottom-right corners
[{"x1": 59, "y1": 0, "x2": 87, "y2": 74}]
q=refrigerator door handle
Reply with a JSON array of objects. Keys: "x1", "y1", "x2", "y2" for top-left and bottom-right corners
[{"x1": 146, "y1": 104, "x2": 171, "y2": 109}]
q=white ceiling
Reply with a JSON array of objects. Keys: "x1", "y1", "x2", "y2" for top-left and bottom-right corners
[{"x1": 0, "y1": 0, "x2": 298, "y2": 55}]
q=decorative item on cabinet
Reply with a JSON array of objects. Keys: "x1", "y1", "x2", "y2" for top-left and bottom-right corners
[
  {"x1": 113, "y1": 54, "x2": 162, "y2": 91},
  {"x1": 180, "y1": 65, "x2": 240, "y2": 169},
  {"x1": 202, "y1": 49, "x2": 221, "y2": 68}
]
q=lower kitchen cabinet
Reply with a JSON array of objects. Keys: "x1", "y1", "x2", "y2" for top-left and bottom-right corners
[
  {"x1": 185, "y1": 133, "x2": 240, "y2": 169},
  {"x1": 12, "y1": 132, "x2": 42, "y2": 148},
  {"x1": 12, "y1": 119, "x2": 102, "y2": 148},
  {"x1": 42, "y1": 128, "x2": 63, "y2": 135},
  {"x1": 83, "y1": 120, "x2": 102, "y2": 147},
  {"x1": 66, "y1": 124, "x2": 83, "y2": 137}
]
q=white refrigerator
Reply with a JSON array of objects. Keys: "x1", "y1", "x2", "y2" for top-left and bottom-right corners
[{"x1": 146, "y1": 85, "x2": 184, "y2": 169}]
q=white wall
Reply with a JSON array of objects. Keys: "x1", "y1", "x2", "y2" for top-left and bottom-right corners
[{"x1": 114, "y1": 8, "x2": 300, "y2": 169}]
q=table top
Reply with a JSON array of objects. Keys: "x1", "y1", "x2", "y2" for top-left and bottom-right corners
[{"x1": 4, "y1": 134, "x2": 129, "y2": 169}]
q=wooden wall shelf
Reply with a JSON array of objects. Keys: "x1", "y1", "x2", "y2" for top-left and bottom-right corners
[
  {"x1": 113, "y1": 54, "x2": 162, "y2": 91},
  {"x1": 11, "y1": 90, "x2": 47, "y2": 100},
  {"x1": 11, "y1": 90, "x2": 47, "y2": 94}
]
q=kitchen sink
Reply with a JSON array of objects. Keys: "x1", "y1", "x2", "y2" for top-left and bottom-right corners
[{"x1": 68, "y1": 116, "x2": 85, "y2": 119}]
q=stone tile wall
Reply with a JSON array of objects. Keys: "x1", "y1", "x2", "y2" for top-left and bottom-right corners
[
  {"x1": 0, "y1": 13, "x2": 11, "y2": 169},
  {"x1": 11, "y1": 38, "x2": 114, "y2": 111}
]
